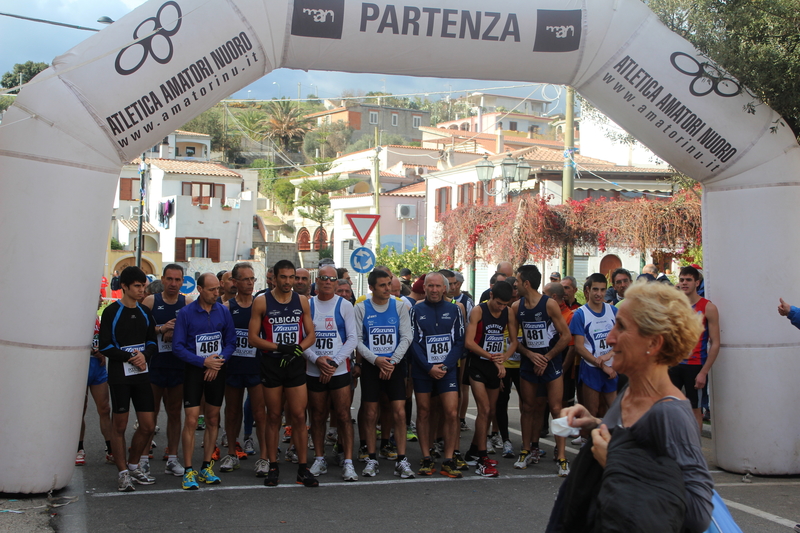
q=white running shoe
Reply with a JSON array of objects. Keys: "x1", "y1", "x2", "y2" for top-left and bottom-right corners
[
  {"x1": 284, "y1": 445, "x2": 298, "y2": 464},
  {"x1": 220, "y1": 430, "x2": 228, "y2": 448},
  {"x1": 130, "y1": 468, "x2": 156, "y2": 485},
  {"x1": 219, "y1": 454, "x2": 239, "y2": 472},
  {"x1": 362, "y1": 458, "x2": 379, "y2": 477},
  {"x1": 572, "y1": 436, "x2": 587, "y2": 446},
  {"x1": 325, "y1": 428, "x2": 338, "y2": 446},
  {"x1": 243, "y1": 437, "x2": 256, "y2": 455},
  {"x1": 490, "y1": 434, "x2": 503, "y2": 449},
  {"x1": 342, "y1": 462, "x2": 358, "y2": 482},
  {"x1": 165, "y1": 458, "x2": 185, "y2": 476},
  {"x1": 310, "y1": 457, "x2": 328, "y2": 476},
  {"x1": 486, "y1": 438, "x2": 496, "y2": 454},
  {"x1": 254, "y1": 458, "x2": 270, "y2": 477},
  {"x1": 118, "y1": 471, "x2": 135, "y2": 492},
  {"x1": 394, "y1": 458, "x2": 415, "y2": 479},
  {"x1": 558, "y1": 458, "x2": 570, "y2": 477}
]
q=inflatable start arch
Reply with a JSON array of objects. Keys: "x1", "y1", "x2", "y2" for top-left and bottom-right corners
[{"x1": 2, "y1": 0, "x2": 799, "y2": 492}]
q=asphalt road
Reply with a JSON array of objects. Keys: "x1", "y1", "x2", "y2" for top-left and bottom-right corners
[{"x1": 54, "y1": 387, "x2": 800, "y2": 533}]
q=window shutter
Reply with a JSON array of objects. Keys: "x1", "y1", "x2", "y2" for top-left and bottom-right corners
[
  {"x1": 174, "y1": 238, "x2": 187, "y2": 262},
  {"x1": 208, "y1": 238, "x2": 221, "y2": 263},
  {"x1": 488, "y1": 181, "x2": 496, "y2": 206},
  {"x1": 182, "y1": 182, "x2": 191, "y2": 196},
  {"x1": 119, "y1": 178, "x2": 132, "y2": 201},
  {"x1": 435, "y1": 187, "x2": 442, "y2": 222},
  {"x1": 446, "y1": 187, "x2": 452, "y2": 213}
]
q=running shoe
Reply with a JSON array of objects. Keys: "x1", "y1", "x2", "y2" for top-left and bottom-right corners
[
  {"x1": 514, "y1": 451, "x2": 532, "y2": 469},
  {"x1": 475, "y1": 457, "x2": 499, "y2": 478},
  {"x1": 264, "y1": 466, "x2": 279, "y2": 487},
  {"x1": 440, "y1": 461, "x2": 463, "y2": 478},
  {"x1": 529, "y1": 447, "x2": 541, "y2": 465},
  {"x1": 219, "y1": 454, "x2": 239, "y2": 472},
  {"x1": 198, "y1": 461, "x2": 221, "y2": 484},
  {"x1": 254, "y1": 458, "x2": 269, "y2": 477},
  {"x1": 297, "y1": 468, "x2": 319, "y2": 487},
  {"x1": 130, "y1": 468, "x2": 156, "y2": 485},
  {"x1": 118, "y1": 470, "x2": 135, "y2": 492},
  {"x1": 148, "y1": 441, "x2": 156, "y2": 459},
  {"x1": 486, "y1": 438, "x2": 496, "y2": 454},
  {"x1": 502, "y1": 440, "x2": 514, "y2": 458},
  {"x1": 490, "y1": 434, "x2": 503, "y2": 449},
  {"x1": 362, "y1": 458, "x2": 379, "y2": 477},
  {"x1": 418, "y1": 458, "x2": 435, "y2": 476},
  {"x1": 463, "y1": 452, "x2": 480, "y2": 466},
  {"x1": 379, "y1": 445, "x2": 398, "y2": 460},
  {"x1": 453, "y1": 451, "x2": 469, "y2": 471},
  {"x1": 162, "y1": 452, "x2": 169, "y2": 461},
  {"x1": 211, "y1": 446, "x2": 221, "y2": 461},
  {"x1": 430, "y1": 441, "x2": 442, "y2": 459},
  {"x1": 154, "y1": 425, "x2": 160, "y2": 435},
  {"x1": 572, "y1": 436, "x2": 587, "y2": 446},
  {"x1": 220, "y1": 430, "x2": 228, "y2": 448},
  {"x1": 357, "y1": 444, "x2": 369, "y2": 462},
  {"x1": 282, "y1": 425, "x2": 292, "y2": 443},
  {"x1": 181, "y1": 469, "x2": 199, "y2": 490},
  {"x1": 165, "y1": 458, "x2": 185, "y2": 476},
  {"x1": 138, "y1": 459, "x2": 152, "y2": 476},
  {"x1": 331, "y1": 442, "x2": 344, "y2": 466},
  {"x1": 284, "y1": 445, "x2": 298, "y2": 464},
  {"x1": 197, "y1": 415, "x2": 206, "y2": 430},
  {"x1": 394, "y1": 457, "x2": 415, "y2": 479},
  {"x1": 460, "y1": 420, "x2": 470, "y2": 432},
  {"x1": 342, "y1": 462, "x2": 358, "y2": 482},
  {"x1": 406, "y1": 426, "x2": 418, "y2": 442},
  {"x1": 235, "y1": 442, "x2": 248, "y2": 460},
  {"x1": 243, "y1": 437, "x2": 256, "y2": 455},
  {"x1": 75, "y1": 450, "x2": 86, "y2": 466},
  {"x1": 325, "y1": 428, "x2": 338, "y2": 446},
  {"x1": 105, "y1": 452, "x2": 115, "y2": 465},
  {"x1": 307, "y1": 432, "x2": 314, "y2": 450},
  {"x1": 310, "y1": 457, "x2": 328, "y2": 476},
  {"x1": 558, "y1": 458, "x2": 570, "y2": 477}
]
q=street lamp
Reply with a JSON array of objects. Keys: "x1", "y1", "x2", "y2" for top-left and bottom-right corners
[
  {"x1": 0, "y1": 11, "x2": 112, "y2": 31},
  {"x1": 476, "y1": 153, "x2": 530, "y2": 198},
  {"x1": 272, "y1": 81, "x2": 281, "y2": 98}
]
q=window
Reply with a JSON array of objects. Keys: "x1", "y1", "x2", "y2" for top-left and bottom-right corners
[
  {"x1": 185, "y1": 146, "x2": 195, "y2": 156},
  {"x1": 182, "y1": 182, "x2": 225, "y2": 206},
  {"x1": 509, "y1": 121, "x2": 518, "y2": 131},
  {"x1": 119, "y1": 178, "x2": 140, "y2": 201},
  {"x1": 297, "y1": 228, "x2": 311, "y2": 251},
  {"x1": 412, "y1": 115, "x2": 421, "y2": 128},
  {"x1": 391, "y1": 113, "x2": 399, "y2": 127},
  {"x1": 313, "y1": 227, "x2": 328, "y2": 251},
  {"x1": 434, "y1": 186, "x2": 452, "y2": 222},
  {"x1": 457, "y1": 183, "x2": 473, "y2": 207},
  {"x1": 174, "y1": 237, "x2": 220, "y2": 262},
  {"x1": 369, "y1": 111, "x2": 378, "y2": 125}
]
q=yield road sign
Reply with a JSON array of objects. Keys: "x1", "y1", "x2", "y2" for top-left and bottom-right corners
[{"x1": 346, "y1": 214, "x2": 380, "y2": 245}]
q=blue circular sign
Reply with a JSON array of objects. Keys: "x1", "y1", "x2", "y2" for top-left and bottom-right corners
[
  {"x1": 350, "y1": 247, "x2": 376, "y2": 274},
  {"x1": 180, "y1": 275, "x2": 196, "y2": 295}
]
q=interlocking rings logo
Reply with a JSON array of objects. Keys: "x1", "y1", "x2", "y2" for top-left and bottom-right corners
[
  {"x1": 670, "y1": 52, "x2": 740, "y2": 98},
  {"x1": 115, "y1": 1, "x2": 182, "y2": 76}
]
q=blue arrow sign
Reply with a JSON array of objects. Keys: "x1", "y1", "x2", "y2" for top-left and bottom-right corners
[
  {"x1": 180, "y1": 275, "x2": 196, "y2": 295},
  {"x1": 350, "y1": 247, "x2": 376, "y2": 274}
]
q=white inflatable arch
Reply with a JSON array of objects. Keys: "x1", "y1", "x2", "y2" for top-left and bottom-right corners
[{"x1": 2, "y1": 0, "x2": 799, "y2": 492}]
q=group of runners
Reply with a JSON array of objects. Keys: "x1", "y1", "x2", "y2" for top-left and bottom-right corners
[{"x1": 80, "y1": 258, "x2": 718, "y2": 492}]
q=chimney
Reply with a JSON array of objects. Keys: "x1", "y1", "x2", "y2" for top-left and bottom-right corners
[
  {"x1": 496, "y1": 131, "x2": 504, "y2": 153},
  {"x1": 159, "y1": 137, "x2": 170, "y2": 159}
]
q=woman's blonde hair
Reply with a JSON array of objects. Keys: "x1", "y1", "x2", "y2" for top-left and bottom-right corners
[{"x1": 622, "y1": 281, "x2": 704, "y2": 366}]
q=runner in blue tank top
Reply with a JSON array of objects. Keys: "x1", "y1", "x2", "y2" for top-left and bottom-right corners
[
  {"x1": 511, "y1": 265, "x2": 571, "y2": 474},
  {"x1": 142, "y1": 263, "x2": 190, "y2": 477}
]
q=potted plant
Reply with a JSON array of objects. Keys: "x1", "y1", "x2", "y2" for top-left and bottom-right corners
[
  {"x1": 221, "y1": 204, "x2": 232, "y2": 211},
  {"x1": 199, "y1": 204, "x2": 209, "y2": 210}
]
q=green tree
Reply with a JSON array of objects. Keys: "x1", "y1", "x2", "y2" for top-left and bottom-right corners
[
  {"x1": 233, "y1": 108, "x2": 268, "y2": 142},
  {"x1": 252, "y1": 158, "x2": 279, "y2": 209},
  {"x1": 0, "y1": 95, "x2": 14, "y2": 113},
  {"x1": 644, "y1": 0, "x2": 800, "y2": 138},
  {"x1": 344, "y1": 133, "x2": 409, "y2": 154},
  {"x1": 179, "y1": 106, "x2": 241, "y2": 162},
  {"x1": 1, "y1": 61, "x2": 49, "y2": 93},
  {"x1": 375, "y1": 247, "x2": 436, "y2": 278},
  {"x1": 260, "y1": 100, "x2": 311, "y2": 152},
  {"x1": 303, "y1": 121, "x2": 352, "y2": 160},
  {"x1": 420, "y1": 96, "x2": 473, "y2": 126},
  {"x1": 295, "y1": 175, "x2": 359, "y2": 228},
  {"x1": 273, "y1": 177, "x2": 297, "y2": 213}
]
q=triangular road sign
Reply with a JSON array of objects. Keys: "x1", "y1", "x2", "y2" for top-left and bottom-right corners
[{"x1": 346, "y1": 214, "x2": 381, "y2": 245}]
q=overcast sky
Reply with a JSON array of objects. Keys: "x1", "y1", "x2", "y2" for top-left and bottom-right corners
[{"x1": 1, "y1": 0, "x2": 567, "y2": 114}]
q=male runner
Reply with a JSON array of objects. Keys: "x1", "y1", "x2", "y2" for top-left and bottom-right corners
[
  {"x1": 98, "y1": 266, "x2": 158, "y2": 492},
  {"x1": 173, "y1": 273, "x2": 236, "y2": 489},
  {"x1": 512, "y1": 265, "x2": 571, "y2": 476},
  {"x1": 570, "y1": 273, "x2": 619, "y2": 423},
  {"x1": 464, "y1": 280, "x2": 517, "y2": 477},
  {"x1": 249, "y1": 260, "x2": 317, "y2": 487},
  {"x1": 410, "y1": 272, "x2": 465, "y2": 478},
  {"x1": 142, "y1": 263, "x2": 189, "y2": 476},
  {"x1": 672, "y1": 265, "x2": 720, "y2": 431},
  {"x1": 305, "y1": 265, "x2": 359, "y2": 481},
  {"x1": 219, "y1": 263, "x2": 269, "y2": 476},
  {"x1": 354, "y1": 269, "x2": 415, "y2": 479}
]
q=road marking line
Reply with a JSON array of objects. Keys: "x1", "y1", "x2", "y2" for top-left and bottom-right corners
[
  {"x1": 92, "y1": 472, "x2": 563, "y2": 498},
  {"x1": 716, "y1": 481, "x2": 800, "y2": 488},
  {"x1": 721, "y1": 499, "x2": 798, "y2": 528}
]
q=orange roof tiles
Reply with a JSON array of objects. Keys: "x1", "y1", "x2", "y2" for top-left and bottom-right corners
[{"x1": 132, "y1": 158, "x2": 242, "y2": 178}]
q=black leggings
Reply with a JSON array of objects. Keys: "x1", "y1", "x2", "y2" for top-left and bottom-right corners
[{"x1": 495, "y1": 367, "x2": 520, "y2": 443}]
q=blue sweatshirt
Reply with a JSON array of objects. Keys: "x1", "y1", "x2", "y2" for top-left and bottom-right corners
[
  {"x1": 788, "y1": 306, "x2": 800, "y2": 330},
  {"x1": 410, "y1": 298, "x2": 464, "y2": 373},
  {"x1": 173, "y1": 299, "x2": 236, "y2": 368}
]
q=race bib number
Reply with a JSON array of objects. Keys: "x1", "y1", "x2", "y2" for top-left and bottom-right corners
[
  {"x1": 315, "y1": 330, "x2": 337, "y2": 358},
  {"x1": 121, "y1": 343, "x2": 148, "y2": 376},
  {"x1": 482, "y1": 334, "x2": 504, "y2": 360},
  {"x1": 92, "y1": 334, "x2": 99, "y2": 351},
  {"x1": 592, "y1": 327, "x2": 613, "y2": 362},
  {"x1": 233, "y1": 329, "x2": 256, "y2": 358},
  {"x1": 368, "y1": 326, "x2": 397, "y2": 356},
  {"x1": 426, "y1": 334, "x2": 452, "y2": 364},
  {"x1": 273, "y1": 323, "x2": 299, "y2": 345},
  {"x1": 523, "y1": 322, "x2": 548, "y2": 349},
  {"x1": 157, "y1": 326, "x2": 172, "y2": 353},
  {"x1": 196, "y1": 332, "x2": 221, "y2": 358}
]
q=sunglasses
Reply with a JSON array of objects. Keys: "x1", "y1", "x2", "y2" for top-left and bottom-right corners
[{"x1": 317, "y1": 275, "x2": 337, "y2": 282}]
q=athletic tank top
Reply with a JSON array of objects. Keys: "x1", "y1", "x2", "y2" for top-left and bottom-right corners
[
  {"x1": 517, "y1": 295, "x2": 554, "y2": 355},
  {"x1": 227, "y1": 298, "x2": 259, "y2": 374},
  {"x1": 261, "y1": 291, "x2": 306, "y2": 359},
  {"x1": 362, "y1": 299, "x2": 399, "y2": 357},
  {"x1": 683, "y1": 298, "x2": 710, "y2": 366},
  {"x1": 474, "y1": 302, "x2": 508, "y2": 361},
  {"x1": 571, "y1": 303, "x2": 617, "y2": 368},
  {"x1": 150, "y1": 293, "x2": 186, "y2": 369},
  {"x1": 308, "y1": 295, "x2": 349, "y2": 376}
]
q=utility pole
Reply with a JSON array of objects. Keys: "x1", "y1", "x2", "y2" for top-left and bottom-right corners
[
  {"x1": 373, "y1": 126, "x2": 381, "y2": 250},
  {"x1": 136, "y1": 153, "x2": 147, "y2": 268},
  {"x1": 561, "y1": 86, "x2": 576, "y2": 277}
]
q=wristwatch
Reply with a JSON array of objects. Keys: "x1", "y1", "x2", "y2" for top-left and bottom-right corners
[{"x1": 440, "y1": 364, "x2": 448, "y2": 372}]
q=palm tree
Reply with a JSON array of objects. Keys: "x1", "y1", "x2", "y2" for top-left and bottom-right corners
[
  {"x1": 234, "y1": 109, "x2": 268, "y2": 143},
  {"x1": 260, "y1": 100, "x2": 311, "y2": 152}
]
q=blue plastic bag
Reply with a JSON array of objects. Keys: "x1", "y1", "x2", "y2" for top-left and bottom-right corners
[{"x1": 705, "y1": 490, "x2": 743, "y2": 533}]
